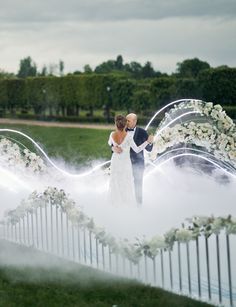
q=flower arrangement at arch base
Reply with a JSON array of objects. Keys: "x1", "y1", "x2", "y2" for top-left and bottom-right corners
[{"x1": 151, "y1": 101, "x2": 236, "y2": 168}]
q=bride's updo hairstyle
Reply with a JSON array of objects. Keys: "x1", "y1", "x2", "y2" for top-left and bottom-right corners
[{"x1": 115, "y1": 115, "x2": 126, "y2": 131}]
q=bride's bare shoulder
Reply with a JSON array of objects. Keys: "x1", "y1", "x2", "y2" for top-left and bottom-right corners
[{"x1": 110, "y1": 131, "x2": 116, "y2": 138}]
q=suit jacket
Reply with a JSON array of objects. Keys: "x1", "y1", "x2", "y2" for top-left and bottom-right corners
[{"x1": 130, "y1": 127, "x2": 153, "y2": 167}]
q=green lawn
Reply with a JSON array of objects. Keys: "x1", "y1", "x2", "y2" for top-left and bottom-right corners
[
  {"x1": 0, "y1": 240, "x2": 213, "y2": 307},
  {"x1": 0, "y1": 123, "x2": 112, "y2": 166}
]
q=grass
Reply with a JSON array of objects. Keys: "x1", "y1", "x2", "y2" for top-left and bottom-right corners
[
  {"x1": 0, "y1": 240, "x2": 213, "y2": 307},
  {"x1": 0, "y1": 123, "x2": 112, "y2": 166}
]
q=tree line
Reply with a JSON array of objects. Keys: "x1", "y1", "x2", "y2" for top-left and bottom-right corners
[{"x1": 0, "y1": 56, "x2": 236, "y2": 122}]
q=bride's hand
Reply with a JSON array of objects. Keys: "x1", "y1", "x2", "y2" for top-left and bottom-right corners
[
  {"x1": 147, "y1": 135, "x2": 154, "y2": 144},
  {"x1": 113, "y1": 145, "x2": 123, "y2": 154}
]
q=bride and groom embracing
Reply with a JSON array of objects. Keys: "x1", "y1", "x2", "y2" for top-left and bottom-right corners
[{"x1": 108, "y1": 113, "x2": 153, "y2": 207}]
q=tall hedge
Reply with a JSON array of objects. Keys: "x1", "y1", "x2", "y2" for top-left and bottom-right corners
[
  {"x1": 0, "y1": 79, "x2": 8, "y2": 112},
  {"x1": 1, "y1": 68, "x2": 236, "y2": 119},
  {"x1": 150, "y1": 77, "x2": 177, "y2": 107},
  {"x1": 197, "y1": 67, "x2": 236, "y2": 104},
  {"x1": 7, "y1": 78, "x2": 26, "y2": 113}
]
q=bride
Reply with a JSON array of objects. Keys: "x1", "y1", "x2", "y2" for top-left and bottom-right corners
[{"x1": 108, "y1": 115, "x2": 153, "y2": 207}]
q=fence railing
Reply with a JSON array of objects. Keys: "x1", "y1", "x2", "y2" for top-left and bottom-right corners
[{"x1": 0, "y1": 204, "x2": 236, "y2": 307}]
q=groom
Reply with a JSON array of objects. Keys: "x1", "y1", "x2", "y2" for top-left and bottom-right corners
[
  {"x1": 113, "y1": 113, "x2": 153, "y2": 206},
  {"x1": 126, "y1": 113, "x2": 153, "y2": 206}
]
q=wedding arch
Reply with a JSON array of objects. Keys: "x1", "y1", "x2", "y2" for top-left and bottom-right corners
[{"x1": 144, "y1": 99, "x2": 236, "y2": 176}]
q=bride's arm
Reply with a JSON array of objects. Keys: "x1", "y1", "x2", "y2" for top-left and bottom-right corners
[
  {"x1": 108, "y1": 132, "x2": 114, "y2": 146},
  {"x1": 130, "y1": 139, "x2": 148, "y2": 153},
  {"x1": 130, "y1": 135, "x2": 153, "y2": 153}
]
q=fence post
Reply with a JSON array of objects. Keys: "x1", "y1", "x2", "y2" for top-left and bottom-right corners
[
  {"x1": 196, "y1": 237, "x2": 201, "y2": 298},
  {"x1": 89, "y1": 231, "x2": 93, "y2": 266},
  {"x1": 56, "y1": 206, "x2": 59, "y2": 255},
  {"x1": 27, "y1": 211, "x2": 30, "y2": 245},
  {"x1": 161, "y1": 249, "x2": 164, "y2": 288},
  {"x1": 144, "y1": 254, "x2": 148, "y2": 283},
  {"x1": 186, "y1": 241, "x2": 191, "y2": 296},
  {"x1": 77, "y1": 227, "x2": 81, "y2": 262},
  {"x1": 40, "y1": 206, "x2": 44, "y2": 250},
  {"x1": 153, "y1": 257, "x2": 157, "y2": 285},
  {"x1": 72, "y1": 225, "x2": 75, "y2": 261},
  {"x1": 35, "y1": 208, "x2": 39, "y2": 248},
  {"x1": 83, "y1": 228, "x2": 87, "y2": 264},
  {"x1": 102, "y1": 244, "x2": 105, "y2": 270},
  {"x1": 178, "y1": 241, "x2": 182, "y2": 292},
  {"x1": 61, "y1": 210, "x2": 64, "y2": 256},
  {"x1": 18, "y1": 219, "x2": 21, "y2": 244},
  {"x1": 169, "y1": 249, "x2": 173, "y2": 290},
  {"x1": 129, "y1": 260, "x2": 132, "y2": 277},
  {"x1": 45, "y1": 205, "x2": 48, "y2": 251},
  {"x1": 50, "y1": 203, "x2": 53, "y2": 253},
  {"x1": 31, "y1": 212, "x2": 34, "y2": 247},
  {"x1": 115, "y1": 253, "x2": 119, "y2": 275},
  {"x1": 205, "y1": 236, "x2": 211, "y2": 301},
  {"x1": 96, "y1": 238, "x2": 99, "y2": 268},
  {"x1": 109, "y1": 246, "x2": 112, "y2": 272},
  {"x1": 216, "y1": 234, "x2": 222, "y2": 304},
  {"x1": 226, "y1": 234, "x2": 233, "y2": 307},
  {"x1": 11, "y1": 223, "x2": 13, "y2": 241},
  {"x1": 66, "y1": 213, "x2": 69, "y2": 258}
]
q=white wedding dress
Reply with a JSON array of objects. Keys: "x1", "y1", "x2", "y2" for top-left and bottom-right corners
[{"x1": 108, "y1": 132, "x2": 148, "y2": 207}]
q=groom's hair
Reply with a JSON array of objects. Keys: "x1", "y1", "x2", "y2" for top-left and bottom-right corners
[{"x1": 115, "y1": 115, "x2": 126, "y2": 131}]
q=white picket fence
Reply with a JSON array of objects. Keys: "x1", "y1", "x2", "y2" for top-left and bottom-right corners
[{"x1": 1, "y1": 203, "x2": 236, "y2": 307}]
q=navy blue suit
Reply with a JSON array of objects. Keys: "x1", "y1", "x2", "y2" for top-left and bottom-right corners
[{"x1": 130, "y1": 127, "x2": 153, "y2": 205}]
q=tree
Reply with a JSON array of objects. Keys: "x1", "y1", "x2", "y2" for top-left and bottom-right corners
[
  {"x1": 40, "y1": 65, "x2": 48, "y2": 76},
  {"x1": 176, "y1": 58, "x2": 210, "y2": 78},
  {"x1": 83, "y1": 64, "x2": 93, "y2": 73},
  {"x1": 59, "y1": 60, "x2": 64, "y2": 76},
  {"x1": 17, "y1": 56, "x2": 37, "y2": 78},
  {"x1": 125, "y1": 61, "x2": 143, "y2": 78},
  {"x1": 0, "y1": 69, "x2": 15, "y2": 79},
  {"x1": 115, "y1": 55, "x2": 124, "y2": 70},
  {"x1": 94, "y1": 60, "x2": 116, "y2": 73},
  {"x1": 141, "y1": 61, "x2": 155, "y2": 78},
  {"x1": 48, "y1": 63, "x2": 58, "y2": 76}
]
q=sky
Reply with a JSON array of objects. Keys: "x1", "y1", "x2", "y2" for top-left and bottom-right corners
[{"x1": 0, "y1": 0, "x2": 236, "y2": 75}]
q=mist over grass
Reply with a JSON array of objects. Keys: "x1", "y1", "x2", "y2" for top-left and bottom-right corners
[
  {"x1": 0, "y1": 240, "x2": 213, "y2": 307},
  {"x1": 1, "y1": 123, "x2": 236, "y2": 240}
]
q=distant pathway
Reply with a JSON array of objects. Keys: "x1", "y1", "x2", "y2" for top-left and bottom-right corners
[{"x1": 0, "y1": 118, "x2": 113, "y2": 130}]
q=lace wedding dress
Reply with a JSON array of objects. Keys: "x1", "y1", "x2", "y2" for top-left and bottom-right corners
[{"x1": 108, "y1": 132, "x2": 148, "y2": 207}]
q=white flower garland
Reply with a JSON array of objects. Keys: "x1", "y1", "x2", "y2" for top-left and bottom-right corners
[
  {"x1": 0, "y1": 137, "x2": 46, "y2": 173},
  {"x1": 151, "y1": 101, "x2": 236, "y2": 168},
  {"x1": 2, "y1": 187, "x2": 236, "y2": 263}
]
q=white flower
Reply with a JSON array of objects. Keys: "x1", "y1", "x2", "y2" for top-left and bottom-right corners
[
  {"x1": 211, "y1": 217, "x2": 224, "y2": 235},
  {"x1": 0, "y1": 137, "x2": 46, "y2": 173},
  {"x1": 175, "y1": 228, "x2": 193, "y2": 242},
  {"x1": 150, "y1": 101, "x2": 236, "y2": 168}
]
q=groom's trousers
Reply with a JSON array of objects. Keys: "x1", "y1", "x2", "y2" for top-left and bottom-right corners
[{"x1": 132, "y1": 163, "x2": 144, "y2": 206}]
